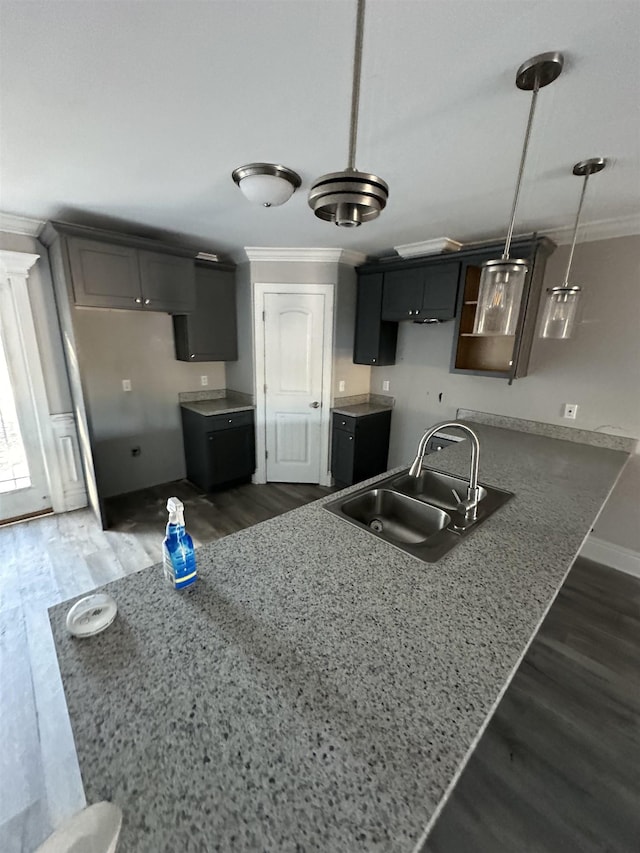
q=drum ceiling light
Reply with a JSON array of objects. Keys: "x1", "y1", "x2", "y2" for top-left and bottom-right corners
[
  {"x1": 308, "y1": 0, "x2": 388, "y2": 228},
  {"x1": 473, "y1": 52, "x2": 564, "y2": 337}
]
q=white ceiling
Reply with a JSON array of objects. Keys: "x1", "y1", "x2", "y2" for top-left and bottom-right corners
[{"x1": 1, "y1": 0, "x2": 639, "y2": 261}]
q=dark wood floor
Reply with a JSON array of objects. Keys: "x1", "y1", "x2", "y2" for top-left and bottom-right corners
[
  {"x1": 105, "y1": 478, "x2": 336, "y2": 563},
  {"x1": 1, "y1": 477, "x2": 638, "y2": 852},
  {"x1": 423, "y1": 557, "x2": 640, "y2": 853}
]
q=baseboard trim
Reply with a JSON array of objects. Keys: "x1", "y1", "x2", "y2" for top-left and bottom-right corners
[{"x1": 580, "y1": 536, "x2": 640, "y2": 578}]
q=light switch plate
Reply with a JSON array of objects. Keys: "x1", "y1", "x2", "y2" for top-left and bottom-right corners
[
  {"x1": 338, "y1": 380, "x2": 346, "y2": 392},
  {"x1": 382, "y1": 380, "x2": 390, "y2": 391},
  {"x1": 122, "y1": 379, "x2": 132, "y2": 392},
  {"x1": 200, "y1": 375, "x2": 208, "y2": 387}
]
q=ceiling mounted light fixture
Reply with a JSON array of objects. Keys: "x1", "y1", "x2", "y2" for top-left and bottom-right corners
[
  {"x1": 308, "y1": 0, "x2": 388, "y2": 228},
  {"x1": 474, "y1": 52, "x2": 564, "y2": 337},
  {"x1": 231, "y1": 163, "x2": 301, "y2": 207},
  {"x1": 539, "y1": 157, "x2": 606, "y2": 340}
]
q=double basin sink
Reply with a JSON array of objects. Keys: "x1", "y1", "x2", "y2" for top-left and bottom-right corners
[{"x1": 325, "y1": 468, "x2": 513, "y2": 563}]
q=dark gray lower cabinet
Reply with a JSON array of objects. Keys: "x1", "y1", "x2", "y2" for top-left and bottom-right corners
[
  {"x1": 173, "y1": 262, "x2": 237, "y2": 362},
  {"x1": 181, "y1": 407, "x2": 255, "y2": 491},
  {"x1": 331, "y1": 410, "x2": 392, "y2": 487}
]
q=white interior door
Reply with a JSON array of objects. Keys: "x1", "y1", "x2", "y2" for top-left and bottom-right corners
[
  {"x1": 0, "y1": 272, "x2": 51, "y2": 523},
  {"x1": 263, "y1": 291, "x2": 326, "y2": 483}
]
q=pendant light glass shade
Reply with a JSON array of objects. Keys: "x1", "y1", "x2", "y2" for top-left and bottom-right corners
[
  {"x1": 539, "y1": 286, "x2": 581, "y2": 339},
  {"x1": 474, "y1": 52, "x2": 563, "y2": 337},
  {"x1": 539, "y1": 157, "x2": 606, "y2": 340},
  {"x1": 474, "y1": 259, "x2": 528, "y2": 336}
]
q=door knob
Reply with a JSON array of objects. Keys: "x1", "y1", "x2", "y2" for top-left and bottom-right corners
[{"x1": 309, "y1": 401, "x2": 320, "y2": 408}]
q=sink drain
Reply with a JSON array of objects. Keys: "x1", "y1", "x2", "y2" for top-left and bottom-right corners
[{"x1": 369, "y1": 518, "x2": 384, "y2": 533}]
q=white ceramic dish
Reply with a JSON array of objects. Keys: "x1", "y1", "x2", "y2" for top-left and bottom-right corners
[{"x1": 66, "y1": 593, "x2": 118, "y2": 638}]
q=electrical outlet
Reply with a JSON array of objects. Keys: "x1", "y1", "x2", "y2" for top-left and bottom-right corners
[
  {"x1": 563, "y1": 403, "x2": 578, "y2": 419},
  {"x1": 338, "y1": 380, "x2": 346, "y2": 392},
  {"x1": 122, "y1": 379, "x2": 132, "y2": 392},
  {"x1": 131, "y1": 446, "x2": 141, "y2": 457},
  {"x1": 200, "y1": 375, "x2": 208, "y2": 387},
  {"x1": 382, "y1": 380, "x2": 390, "y2": 392}
]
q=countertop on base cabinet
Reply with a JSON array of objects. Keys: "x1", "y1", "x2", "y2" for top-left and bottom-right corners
[{"x1": 50, "y1": 420, "x2": 632, "y2": 852}]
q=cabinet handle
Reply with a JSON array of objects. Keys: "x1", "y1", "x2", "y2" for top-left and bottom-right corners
[
  {"x1": 348, "y1": 436, "x2": 354, "y2": 441},
  {"x1": 144, "y1": 298, "x2": 150, "y2": 305},
  {"x1": 190, "y1": 354, "x2": 195, "y2": 359},
  {"x1": 228, "y1": 419, "x2": 233, "y2": 423},
  {"x1": 135, "y1": 297, "x2": 142, "y2": 304},
  {"x1": 372, "y1": 358, "x2": 376, "y2": 363},
  {"x1": 341, "y1": 420, "x2": 346, "y2": 425},
  {"x1": 408, "y1": 310, "x2": 413, "y2": 316}
]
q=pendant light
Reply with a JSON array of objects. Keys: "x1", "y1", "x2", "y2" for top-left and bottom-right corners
[
  {"x1": 308, "y1": 0, "x2": 388, "y2": 227},
  {"x1": 539, "y1": 157, "x2": 606, "y2": 339},
  {"x1": 474, "y1": 52, "x2": 564, "y2": 336}
]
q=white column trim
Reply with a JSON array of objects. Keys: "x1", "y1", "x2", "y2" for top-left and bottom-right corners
[
  {"x1": 0, "y1": 249, "x2": 87, "y2": 515},
  {"x1": 49, "y1": 413, "x2": 88, "y2": 512}
]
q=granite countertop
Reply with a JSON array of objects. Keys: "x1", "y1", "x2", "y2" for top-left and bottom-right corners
[
  {"x1": 49, "y1": 422, "x2": 629, "y2": 852},
  {"x1": 180, "y1": 398, "x2": 255, "y2": 416},
  {"x1": 332, "y1": 402, "x2": 393, "y2": 417}
]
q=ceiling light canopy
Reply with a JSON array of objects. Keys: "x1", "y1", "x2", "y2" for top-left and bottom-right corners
[
  {"x1": 473, "y1": 52, "x2": 564, "y2": 337},
  {"x1": 539, "y1": 157, "x2": 607, "y2": 340},
  {"x1": 232, "y1": 163, "x2": 301, "y2": 207},
  {"x1": 308, "y1": 0, "x2": 388, "y2": 228}
]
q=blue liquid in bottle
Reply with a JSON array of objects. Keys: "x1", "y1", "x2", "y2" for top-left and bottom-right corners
[{"x1": 163, "y1": 497, "x2": 197, "y2": 589}]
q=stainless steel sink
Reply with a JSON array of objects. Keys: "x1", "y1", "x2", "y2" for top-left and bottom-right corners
[
  {"x1": 341, "y1": 488, "x2": 451, "y2": 544},
  {"x1": 391, "y1": 470, "x2": 488, "y2": 511},
  {"x1": 325, "y1": 467, "x2": 513, "y2": 563}
]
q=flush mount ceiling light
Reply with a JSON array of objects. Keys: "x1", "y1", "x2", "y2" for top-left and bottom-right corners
[
  {"x1": 539, "y1": 157, "x2": 607, "y2": 340},
  {"x1": 308, "y1": 0, "x2": 388, "y2": 227},
  {"x1": 474, "y1": 52, "x2": 564, "y2": 337},
  {"x1": 231, "y1": 163, "x2": 301, "y2": 208}
]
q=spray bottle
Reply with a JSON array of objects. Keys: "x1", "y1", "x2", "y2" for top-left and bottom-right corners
[{"x1": 163, "y1": 497, "x2": 197, "y2": 589}]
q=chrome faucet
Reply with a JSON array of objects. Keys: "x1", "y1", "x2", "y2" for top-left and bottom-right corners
[{"x1": 409, "y1": 421, "x2": 482, "y2": 522}]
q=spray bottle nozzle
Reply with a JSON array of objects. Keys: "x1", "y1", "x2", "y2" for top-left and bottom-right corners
[{"x1": 166, "y1": 496, "x2": 185, "y2": 527}]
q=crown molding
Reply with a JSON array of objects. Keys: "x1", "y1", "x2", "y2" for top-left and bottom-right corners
[
  {"x1": 544, "y1": 213, "x2": 640, "y2": 246},
  {"x1": 0, "y1": 250, "x2": 40, "y2": 276},
  {"x1": 0, "y1": 212, "x2": 45, "y2": 237},
  {"x1": 243, "y1": 247, "x2": 367, "y2": 266}
]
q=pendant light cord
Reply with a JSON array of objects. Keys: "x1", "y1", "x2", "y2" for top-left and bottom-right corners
[
  {"x1": 562, "y1": 173, "x2": 589, "y2": 286},
  {"x1": 347, "y1": 0, "x2": 365, "y2": 171},
  {"x1": 503, "y1": 82, "x2": 539, "y2": 259}
]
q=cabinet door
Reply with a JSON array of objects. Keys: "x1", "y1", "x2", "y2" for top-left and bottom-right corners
[
  {"x1": 206, "y1": 427, "x2": 255, "y2": 487},
  {"x1": 173, "y1": 265, "x2": 237, "y2": 362},
  {"x1": 381, "y1": 268, "x2": 424, "y2": 320},
  {"x1": 420, "y1": 263, "x2": 460, "y2": 320},
  {"x1": 354, "y1": 273, "x2": 398, "y2": 365},
  {"x1": 138, "y1": 250, "x2": 196, "y2": 313},
  {"x1": 67, "y1": 237, "x2": 142, "y2": 309},
  {"x1": 331, "y1": 429, "x2": 355, "y2": 486}
]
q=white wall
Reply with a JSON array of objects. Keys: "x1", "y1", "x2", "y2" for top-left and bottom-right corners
[
  {"x1": 73, "y1": 308, "x2": 226, "y2": 497},
  {"x1": 225, "y1": 261, "x2": 253, "y2": 396},
  {"x1": 334, "y1": 264, "x2": 371, "y2": 400},
  {"x1": 370, "y1": 234, "x2": 640, "y2": 467}
]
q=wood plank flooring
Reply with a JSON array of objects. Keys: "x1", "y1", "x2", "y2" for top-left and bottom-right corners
[
  {"x1": 422, "y1": 558, "x2": 640, "y2": 853},
  {"x1": 1, "y1": 477, "x2": 638, "y2": 852},
  {"x1": 0, "y1": 479, "x2": 333, "y2": 852}
]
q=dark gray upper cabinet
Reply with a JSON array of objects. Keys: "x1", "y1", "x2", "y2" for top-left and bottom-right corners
[
  {"x1": 68, "y1": 237, "x2": 142, "y2": 309},
  {"x1": 353, "y1": 272, "x2": 398, "y2": 365},
  {"x1": 356, "y1": 235, "x2": 555, "y2": 381},
  {"x1": 43, "y1": 222, "x2": 197, "y2": 313},
  {"x1": 173, "y1": 262, "x2": 238, "y2": 362},
  {"x1": 138, "y1": 250, "x2": 195, "y2": 313},
  {"x1": 381, "y1": 262, "x2": 460, "y2": 321}
]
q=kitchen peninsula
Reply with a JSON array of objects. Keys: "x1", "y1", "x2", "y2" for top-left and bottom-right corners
[{"x1": 49, "y1": 415, "x2": 633, "y2": 852}]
